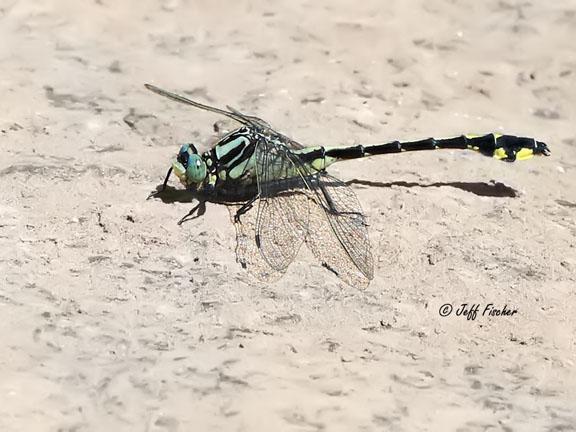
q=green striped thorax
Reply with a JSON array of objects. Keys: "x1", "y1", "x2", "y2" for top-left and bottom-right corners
[
  {"x1": 169, "y1": 127, "x2": 262, "y2": 195},
  {"x1": 172, "y1": 143, "x2": 207, "y2": 187}
]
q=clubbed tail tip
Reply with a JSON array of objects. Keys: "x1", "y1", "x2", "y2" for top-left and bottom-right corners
[
  {"x1": 535, "y1": 141, "x2": 551, "y2": 156},
  {"x1": 491, "y1": 136, "x2": 551, "y2": 162}
]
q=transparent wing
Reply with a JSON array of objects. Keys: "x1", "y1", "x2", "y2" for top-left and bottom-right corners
[
  {"x1": 226, "y1": 105, "x2": 273, "y2": 128},
  {"x1": 228, "y1": 204, "x2": 286, "y2": 283},
  {"x1": 269, "y1": 130, "x2": 306, "y2": 150},
  {"x1": 253, "y1": 135, "x2": 373, "y2": 284},
  {"x1": 253, "y1": 136, "x2": 311, "y2": 273},
  {"x1": 145, "y1": 84, "x2": 256, "y2": 127},
  {"x1": 226, "y1": 105, "x2": 305, "y2": 150},
  {"x1": 305, "y1": 172, "x2": 374, "y2": 285},
  {"x1": 145, "y1": 84, "x2": 305, "y2": 149}
]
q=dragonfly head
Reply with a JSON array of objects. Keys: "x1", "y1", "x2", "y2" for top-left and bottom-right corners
[{"x1": 172, "y1": 143, "x2": 207, "y2": 187}]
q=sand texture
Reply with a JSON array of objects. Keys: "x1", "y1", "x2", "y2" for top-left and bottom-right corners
[{"x1": 1, "y1": 0, "x2": 575, "y2": 431}]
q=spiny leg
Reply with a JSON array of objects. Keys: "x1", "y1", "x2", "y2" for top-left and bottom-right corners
[
  {"x1": 147, "y1": 167, "x2": 174, "y2": 200},
  {"x1": 234, "y1": 195, "x2": 259, "y2": 223},
  {"x1": 319, "y1": 180, "x2": 363, "y2": 219},
  {"x1": 161, "y1": 166, "x2": 173, "y2": 191},
  {"x1": 177, "y1": 200, "x2": 206, "y2": 225}
]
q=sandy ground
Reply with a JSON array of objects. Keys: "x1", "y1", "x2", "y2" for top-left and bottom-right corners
[{"x1": 1, "y1": 0, "x2": 576, "y2": 431}]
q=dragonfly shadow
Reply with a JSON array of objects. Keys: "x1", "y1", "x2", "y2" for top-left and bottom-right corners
[
  {"x1": 346, "y1": 179, "x2": 518, "y2": 198},
  {"x1": 147, "y1": 184, "x2": 197, "y2": 204},
  {"x1": 150, "y1": 179, "x2": 519, "y2": 205}
]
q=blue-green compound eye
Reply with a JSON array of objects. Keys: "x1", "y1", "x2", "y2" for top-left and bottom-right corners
[
  {"x1": 185, "y1": 154, "x2": 207, "y2": 184},
  {"x1": 176, "y1": 144, "x2": 197, "y2": 169},
  {"x1": 173, "y1": 143, "x2": 205, "y2": 186}
]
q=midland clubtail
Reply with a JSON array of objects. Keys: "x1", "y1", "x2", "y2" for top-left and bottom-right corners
[{"x1": 145, "y1": 84, "x2": 550, "y2": 287}]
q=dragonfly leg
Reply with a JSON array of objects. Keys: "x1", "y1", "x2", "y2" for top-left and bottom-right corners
[
  {"x1": 177, "y1": 200, "x2": 206, "y2": 225},
  {"x1": 318, "y1": 182, "x2": 356, "y2": 214},
  {"x1": 234, "y1": 195, "x2": 259, "y2": 223},
  {"x1": 147, "y1": 167, "x2": 174, "y2": 200},
  {"x1": 318, "y1": 182, "x2": 364, "y2": 219},
  {"x1": 161, "y1": 166, "x2": 174, "y2": 192}
]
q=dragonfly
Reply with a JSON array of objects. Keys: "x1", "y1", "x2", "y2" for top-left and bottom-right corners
[{"x1": 144, "y1": 83, "x2": 550, "y2": 287}]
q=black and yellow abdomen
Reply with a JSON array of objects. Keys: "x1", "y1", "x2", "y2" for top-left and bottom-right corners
[{"x1": 296, "y1": 133, "x2": 549, "y2": 168}]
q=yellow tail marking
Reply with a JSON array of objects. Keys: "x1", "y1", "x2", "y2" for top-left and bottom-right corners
[
  {"x1": 516, "y1": 148, "x2": 534, "y2": 161},
  {"x1": 493, "y1": 148, "x2": 508, "y2": 160}
]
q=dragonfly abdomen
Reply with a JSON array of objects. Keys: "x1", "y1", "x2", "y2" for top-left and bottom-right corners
[{"x1": 316, "y1": 133, "x2": 549, "y2": 164}]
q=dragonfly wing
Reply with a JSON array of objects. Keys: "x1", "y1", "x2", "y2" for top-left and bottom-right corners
[
  {"x1": 305, "y1": 172, "x2": 374, "y2": 284},
  {"x1": 228, "y1": 204, "x2": 287, "y2": 283},
  {"x1": 253, "y1": 132, "x2": 373, "y2": 285},
  {"x1": 226, "y1": 105, "x2": 306, "y2": 150},
  {"x1": 145, "y1": 84, "x2": 257, "y2": 127},
  {"x1": 253, "y1": 136, "x2": 310, "y2": 273},
  {"x1": 145, "y1": 84, "x2": 306, "y2": 149},
  {"x1": 226, "y1": 105, "x2": 272, "y2": 128},
  {"x1": 273, "y1": 131, "x2": 306, "y2": 150}
]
